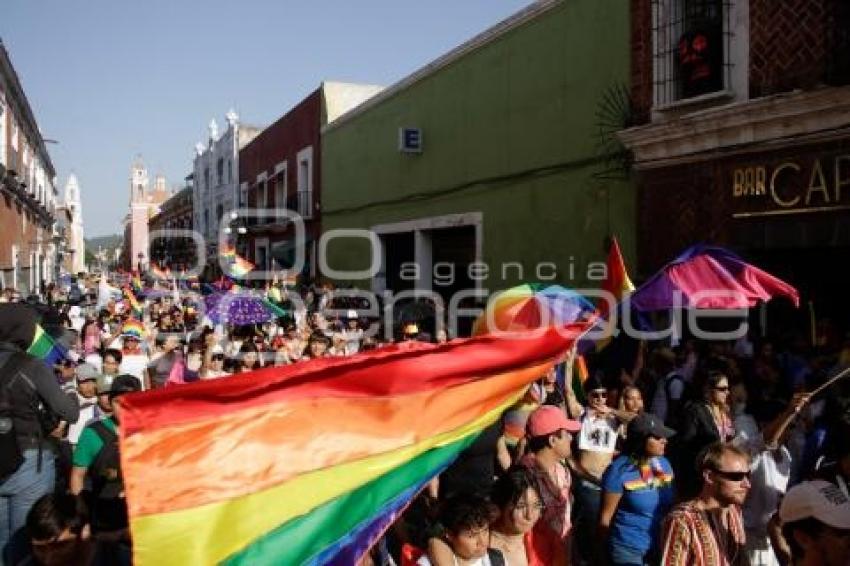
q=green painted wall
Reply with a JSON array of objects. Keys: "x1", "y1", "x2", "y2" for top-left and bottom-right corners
[{"x1": 321, "y1": 0, "x2": 635, "y2": 291}]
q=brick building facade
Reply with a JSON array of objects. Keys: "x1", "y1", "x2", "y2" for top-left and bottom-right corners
[
  {"x1": 620, "y1": 0, "x2": 850, "y2": 330},
  {"x1": 0, "y1": 40, "x2": 60, "y2": 293},
  {"x1": 235, "y1": 82, "x2": 381, "y2": 281}
]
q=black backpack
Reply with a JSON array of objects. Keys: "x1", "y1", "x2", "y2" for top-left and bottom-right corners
[
  {"x1": 88, "y1": 420, "x2": 129, "y2": 532},
  {"x1": 90, "y1": 420, "x2": 123, "y2": 500},
  {"x1": 0, "y1": 352, "x2": 30, "y2": 481}
]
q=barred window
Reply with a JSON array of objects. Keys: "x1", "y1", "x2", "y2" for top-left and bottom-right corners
[{"x1": 652, "y1": 0, "x2": 732, "y2": 106}]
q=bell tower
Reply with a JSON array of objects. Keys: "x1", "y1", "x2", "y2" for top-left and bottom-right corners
[{"x1": 130, "y1": 155, "x2": 149, "y2": 204}]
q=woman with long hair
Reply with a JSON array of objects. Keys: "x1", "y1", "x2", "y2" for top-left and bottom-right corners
[{"x1": 676, "y1": 370, "x2": 736, "y2": 499}]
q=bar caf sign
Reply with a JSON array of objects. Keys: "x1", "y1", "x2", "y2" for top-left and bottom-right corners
[{"x1": 731, "y1": 152, "x2": 850, "y2": 218}]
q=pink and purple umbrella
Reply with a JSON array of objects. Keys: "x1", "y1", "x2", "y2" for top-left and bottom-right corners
[{"x1": 630, "y1": 245, "x2": 799, "y2": 311}]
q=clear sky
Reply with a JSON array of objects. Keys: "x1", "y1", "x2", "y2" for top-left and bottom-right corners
[{"x1": 1, "y1": 0, "x2": 531, "y2": 237}]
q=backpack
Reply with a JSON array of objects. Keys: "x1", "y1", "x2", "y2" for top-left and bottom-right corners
[
  {"x1": 90, "y1": 420, "x2": 123, "y2": 499},
  {"x1": 660, "y1": 372, "x2": 695, "y2": 431},
  {"x1": 0, "y1": 352, "x2": 30, "y2": 481}
]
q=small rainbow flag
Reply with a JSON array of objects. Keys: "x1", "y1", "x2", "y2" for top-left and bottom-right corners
[
  {"x1": 570, "y1": 353, "x2": 589, "y2": 404},
  {"x1": 222, "y1": 246, "x2": 255, "y2": 278},
  {"x1": 123, "y1": 287, "x2": 143, "y2": 318},
  {"x1": 122, "y1": 319, "x2": 145, "y2": 339},
  {"x1": 596, "y1": 236, "x2": 635, "y2": 352},
  {"x1": 28, "y1": 324, "x2": 67, "y2": 366},
  {"x1": 132, "y1": 272, "x2": 143, "y2": 292},
  {"x1": 119, "y1": 322, "x2": 592, "y2": 565}
]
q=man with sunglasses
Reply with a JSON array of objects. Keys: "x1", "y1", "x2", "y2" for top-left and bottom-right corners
[{"x1": 661, "y1": 442, "x2": 751, "y2": 566}]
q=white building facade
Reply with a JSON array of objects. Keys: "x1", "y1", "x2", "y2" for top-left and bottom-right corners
[{"x1": 192, "y1": 111, "x2": 261, "y2": 257}]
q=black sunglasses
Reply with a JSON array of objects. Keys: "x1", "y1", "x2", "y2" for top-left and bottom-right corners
[{"x1": 711, "y1": 468, "x2": 751, "y2": 482}]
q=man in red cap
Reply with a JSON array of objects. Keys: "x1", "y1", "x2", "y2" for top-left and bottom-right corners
[{"x1": 520, "y1": 405, "x2": 582, "y2": 566}]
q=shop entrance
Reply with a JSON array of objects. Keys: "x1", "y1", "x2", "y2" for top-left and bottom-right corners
[{"x1": 743, "y1": 246, "x2": 850, "y2": 346}]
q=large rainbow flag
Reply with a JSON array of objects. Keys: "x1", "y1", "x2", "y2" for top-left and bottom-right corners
[{"x1": 119, "y1": 322, "x2": 591, "y2": 565}]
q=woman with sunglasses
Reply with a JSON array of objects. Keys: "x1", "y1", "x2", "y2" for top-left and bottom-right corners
[
  {"x1": 201, "y1": 347, "x2": 230, "y2": 380},
  {"x1": 565, "y1": 376, "x2": 633, "y2": 566},
  {"x1": 599, "y1": 413, "x2": 676, "y2": 565},
  {"x1": 677, "y1": 371, "x2": 736, "y2": 499}
]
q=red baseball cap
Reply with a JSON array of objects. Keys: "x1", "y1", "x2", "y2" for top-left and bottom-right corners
[{"x1": 526, "y1": 405, "x2": 581, "y2": 437}]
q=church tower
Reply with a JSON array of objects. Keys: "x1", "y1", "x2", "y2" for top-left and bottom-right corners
[
  {"x1": 130, "y1": 155, "x2": 149, "y2": 204},
  {"x1": 63, "y1": 174, "x2": 86, "y2": 273},
  {"x1": 64, "y1": 173, "x2": 81, "y2": 216}
]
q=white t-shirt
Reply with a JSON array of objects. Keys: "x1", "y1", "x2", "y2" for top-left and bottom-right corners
[
  {"x1": 578, "y1": 411, "x2": 619, "y2": 453},
  {"x1": 120, "y1": 354, "x2": 151, "y2": 388},
  {"x1": 743, "y1": 435, "x2": 792, "y2": 538},
  {"x1": 67, "y1": 395, "x2": 102, "y2": 445}
]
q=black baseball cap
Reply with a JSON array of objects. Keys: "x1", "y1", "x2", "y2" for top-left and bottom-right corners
[
  {"x1": 627, "y1": 413, "x2": 676, "y2": 440},
  {"x1": 108, "y1": 374, "x2": 142, "y2": 398}
]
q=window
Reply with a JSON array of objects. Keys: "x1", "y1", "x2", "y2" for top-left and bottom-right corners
[
  {"x1": 240, "y1": 183, "x2": 248, "y2": 207},
  {"x1": 257, "y1": 181, "x2": 267, "y2": 222},
  {"x1": 652, "y1": 0, "x2": 730, "y2": 106},
  {"x1": 204, "y1": 209, "x2": 210, "y2": 236},
  {"x1": 217, "y1": 158, "x2": 224, "y2": 186},
  {"x1": 11, "y1": 121, "x2": 19, "y2": 151},
  {"x1": 296, "y1": 146, "x2": 313, "y2": 219},
  {"x1": 227, "y1": 160, "x2": 233, "y2": 184},
  {"x1": 0, "y1": 98, "x2": 6, "y2": 167},
  {"x1": 204, "y1": 167, "x2": 210, "y2": 191},
  {"x1": 275, "y1": 171, "x2": 286, "y2": 214}
]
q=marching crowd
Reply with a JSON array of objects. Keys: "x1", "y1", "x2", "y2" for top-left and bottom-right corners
[{"x1": 0, "y1": 274, "x2": 849, "y2": 566}]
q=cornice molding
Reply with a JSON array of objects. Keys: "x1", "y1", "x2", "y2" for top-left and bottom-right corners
[{"x1": 618, "y1": 86, "x2": 850, "y2": 169}]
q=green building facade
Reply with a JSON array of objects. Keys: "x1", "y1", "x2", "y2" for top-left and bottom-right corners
[{"x1": 321, "y1": 0, "x2": 635, "y2": 309}]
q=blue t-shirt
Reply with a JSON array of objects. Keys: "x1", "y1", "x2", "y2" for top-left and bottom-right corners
[{"x1": 601, "y1": 454, "x2": 675, "y2": 553}]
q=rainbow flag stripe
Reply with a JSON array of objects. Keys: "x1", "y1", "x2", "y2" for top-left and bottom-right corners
[
  {"x1": 27, "y1": 324, "x2": 66, "y2": 366},
  {"x1": 119, "y1": 323, "x2": 590, "y2": 565}
]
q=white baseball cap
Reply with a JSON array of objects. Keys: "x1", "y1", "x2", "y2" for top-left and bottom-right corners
[{"x1": 780, "y1": 480, "x2": 850, "y2": 529}]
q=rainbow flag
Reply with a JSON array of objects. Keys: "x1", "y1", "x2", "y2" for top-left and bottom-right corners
[
  {"x1": 222, "y1": 246, "x2": 255, "y2": 278},
  {"x1": 229, "y1": 255, "x2": 255, "y2": 278},
  {"x1": 27, "y1": 324, "x2": 66, "y2": 366},
  {"x1": 570, "y1": 353, "x2": 589, "y2": 404},
  {"x1": 596, "y1": 236, "x2": 635, "y2": 352},
  {"x1": 131, "y1": 272, "x2": 143, "y2": 292},
  {"x1": 119, "y1": 322, "x2": 591, "y2": 565},
  {"x1": 123, "y1": 287, "x2": 143, "y2": 318}
]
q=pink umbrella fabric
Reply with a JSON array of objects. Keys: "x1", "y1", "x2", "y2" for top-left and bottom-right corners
[{"x1": 630, "y1": 245, "x2": 799, "y2": 311}]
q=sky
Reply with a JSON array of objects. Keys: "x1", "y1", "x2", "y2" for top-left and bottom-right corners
[{"x1": 1, "y1": 0, "x2": 532, "y2": 237}]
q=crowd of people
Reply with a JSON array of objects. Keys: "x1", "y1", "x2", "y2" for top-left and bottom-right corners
[{"x1": 0, "y1": 273, "x2": 849, "y2": 566}]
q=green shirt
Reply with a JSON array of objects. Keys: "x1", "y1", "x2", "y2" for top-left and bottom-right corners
[{"x1": 72, "y1": 416, "x2": 117, "y2": 468}]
